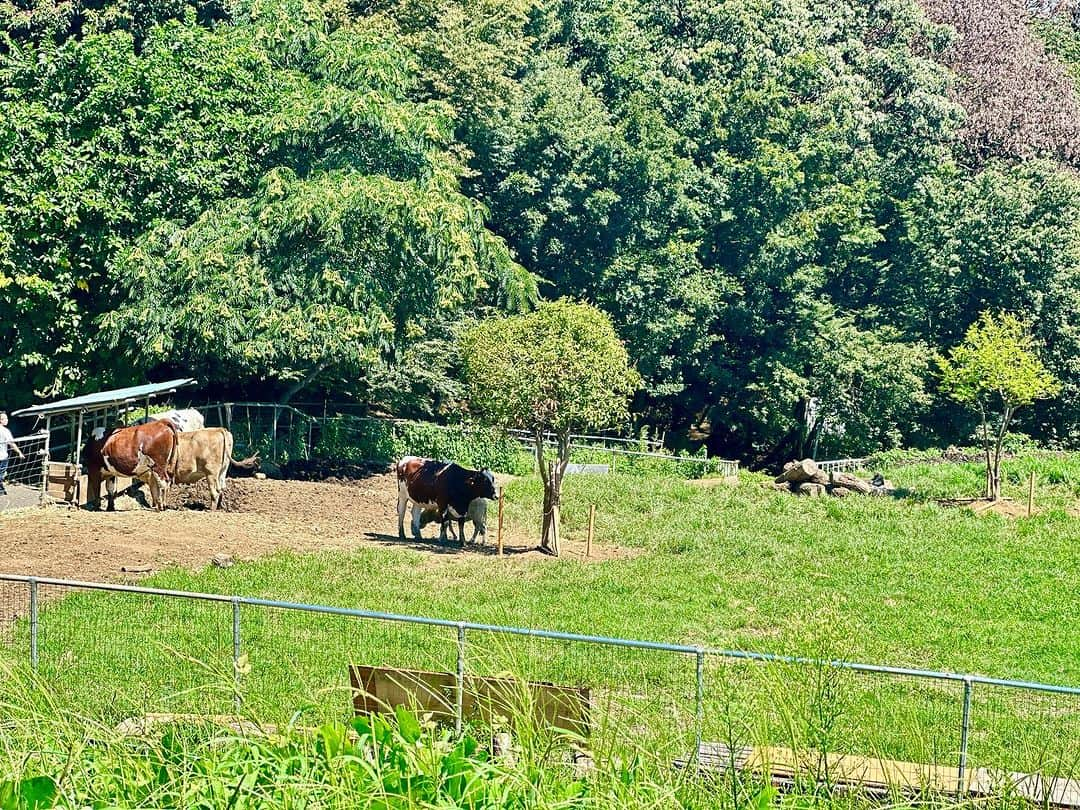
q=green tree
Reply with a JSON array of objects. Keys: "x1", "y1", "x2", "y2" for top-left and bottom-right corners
[
  {"x1": 1, "y1": 0, "x2": 534, "y2": 405},
  {"x1": 461, "y1": 300, "x2": 639, "y2": 555},
  {"x1": 938, "y1": 312, "x2": 1060, "y2": 500}
]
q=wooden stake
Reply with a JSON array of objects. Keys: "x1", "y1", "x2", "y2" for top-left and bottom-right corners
[
  {"x1": 1028, "y1": 471, "x2": 1035, "y2": 518},
  {"x1": 497, "y1": 486, "x2": 504, "y2": 557},
  {"x1": 586, "y1": 503, "x2": 595, "y2": 558}
]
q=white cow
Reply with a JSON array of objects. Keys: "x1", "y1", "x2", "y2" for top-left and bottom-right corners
[{"x1": 135, "y1": 408, "x2": 205, "y2": 432}]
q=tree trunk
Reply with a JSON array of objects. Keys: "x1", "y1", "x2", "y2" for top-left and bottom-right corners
[
  {"x1": 989, "y1": 405, "x2": 1013, "y2": 502},
  {"x1": 279, "y1": 359, "x2": 330, "y2": 405},
  {"x1": 535, "y1": 430, "x2": 565, "y2": 556}
]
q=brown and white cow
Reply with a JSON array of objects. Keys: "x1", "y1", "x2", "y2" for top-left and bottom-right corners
[
  {"x1": 83, "y1": 420, "x2": 179, "y2": 511},
  {"x1": 396, "y1": 456, "x2": 496, "y2": 544},
  {"x1": 172, "y1": 427, "x2": 259, "y2": 510}
]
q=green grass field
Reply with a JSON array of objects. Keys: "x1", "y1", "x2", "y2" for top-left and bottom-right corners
[{"x1": 1, "y1": 452, "x2": 1078, "y2": 794}]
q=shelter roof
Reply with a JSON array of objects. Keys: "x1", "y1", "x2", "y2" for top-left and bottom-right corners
[{"x1": 13, "y1": 379, "x2": 197, "y2": 419}]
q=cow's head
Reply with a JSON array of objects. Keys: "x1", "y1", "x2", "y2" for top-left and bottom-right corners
[{"x1": 477, "y1": 469, "x2": 497, "y2": 500}]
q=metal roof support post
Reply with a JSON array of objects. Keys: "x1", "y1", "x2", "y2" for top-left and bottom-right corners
[
  {"x1": 74, "y1": 411, "x2": 85, "y2": 507},
  {"x1": 38, "y1": 416, "x2": 51, "y2": 505}
]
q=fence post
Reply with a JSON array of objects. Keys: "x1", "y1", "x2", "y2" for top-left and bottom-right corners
[
  {"x1": 695, "y1": 647, "x2": 704, "y2": 764},
  {"x1": 586, "y1": 503, "x2": 595, "y2": 558},
  {"x1": 456, "y1": 623, "x2": 466, "y2": 736},
  {"x1": 497, "y1": 487, "x2": 504, "y2": 557},
  {"x1": 271, "y1": 406, "x2": 279, "y2": 461},
  {"x1": 957, "y1": 676, "x2": 973, "y2": 795},
  {"x1": 29, "y1": 578, "x2": 39, "y2": 672},
  {"x1": 232, "y1": 598, "x2": 242, "y2": 711},
  {"x1": 1027, "y1": 471, "x2": 1035, "y2": 517}
]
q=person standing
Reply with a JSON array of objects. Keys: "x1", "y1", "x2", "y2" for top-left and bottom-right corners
[{"x1": 0, "y1": 411, "x2": 25, "y2": 495}]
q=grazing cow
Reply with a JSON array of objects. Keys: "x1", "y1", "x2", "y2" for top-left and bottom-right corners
[
  {"x1": 135, "y1": 408, "x2": 204, "y2": 432},
  {"x1": 172, "y1": 428, "x2": 259, "y2": 511},
  {"x1": 396, "y1": 456, "x2": 496, "y2": 544},
  {"x1": 83, "y1": 420, "x2": 179, "y2": 511}
]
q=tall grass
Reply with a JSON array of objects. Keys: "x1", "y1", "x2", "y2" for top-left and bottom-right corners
[{"x1": 0, "y1": 659, "x2": 1057, "y2": 810}]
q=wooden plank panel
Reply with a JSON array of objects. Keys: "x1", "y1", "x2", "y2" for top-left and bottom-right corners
[
  {"x1": 686, "y1": 743, "x2": 1080, "y2": 808},
  {"x1": 349, "y1": 665, "x2": 590, "y2": 738}
]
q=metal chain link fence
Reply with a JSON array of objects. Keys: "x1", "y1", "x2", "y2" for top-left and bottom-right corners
[{"x1": 0, "y1": 575, "x2": 1076, "y2": 800}]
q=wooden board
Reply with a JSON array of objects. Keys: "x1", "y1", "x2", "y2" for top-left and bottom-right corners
[
  {"x1": 349, "y1": 665, "x2": 590, "y2": 738},
  {"x1": 46, "y1": 462, "x2": 80, "y2": 503},
  {"x1": 678, "y1": 743, "x2": 1080, "y2": 808}
]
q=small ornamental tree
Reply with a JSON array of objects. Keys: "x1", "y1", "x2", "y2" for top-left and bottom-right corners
[
  {"x1": 938, "y1": 312, "x2": 1060, "y2": 500},
  {"x1": 461, "y1": 300, "x2": 640, "y2": 555}
]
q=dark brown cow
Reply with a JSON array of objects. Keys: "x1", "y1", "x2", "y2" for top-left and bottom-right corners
[
  {"x1": 83, "y1": 420, "x2": 179, "y2": 511},
  {"x1": 396, "y1": 456, "x2": 496, "y2": 543}
]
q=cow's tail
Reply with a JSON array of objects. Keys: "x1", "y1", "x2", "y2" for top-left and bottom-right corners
[
  {"x1": 163, "y1": 421, "x2": 180, "y2": 481},
  {"x1": 222, "y1": 428, "x2": 259, "y2": 469}
]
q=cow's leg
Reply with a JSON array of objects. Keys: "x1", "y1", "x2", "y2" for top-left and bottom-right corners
[
  {"x1": 458, "y1": 517, "x2": 466, "y2": 546},
  {"x1": 411, "y1": 505, "x2": 425, "y2": 540},
  {"x1": 208, "y1": 474, "x2": 222, "y2": 512},
  {"x1": 105, "y1": 476, "x2": 116, "y2": 512},
  {"x1": 155, "y1": 473, "x2": 169, "y2": 509},
  {"x1": 213, "y1": 463, "x2": 228, "y2": 511},
  {"x1": 397, "y1": 480, "x2": 410, "y2": 539},
  {"x1": 87, "y1": 470, "x2": 102, "y2": 510}
]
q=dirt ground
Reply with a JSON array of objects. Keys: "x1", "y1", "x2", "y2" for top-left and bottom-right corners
[{"x1": 0, "y1": 473, "x2": 626, "y2": 583}]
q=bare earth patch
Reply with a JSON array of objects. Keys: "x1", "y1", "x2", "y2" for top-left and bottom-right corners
[
  {"x1": 935, "y1": 497, "x2": 1036, "y2": 519},
  {"x1": 0, "y1": 474, "x2": 633, "y2": 583}
]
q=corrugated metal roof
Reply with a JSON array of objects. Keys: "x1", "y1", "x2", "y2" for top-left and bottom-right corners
[{"x1": 13, "y1": 378, "x2": 198, "y2": 418}]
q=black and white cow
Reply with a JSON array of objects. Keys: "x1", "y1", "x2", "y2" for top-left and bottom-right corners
[{"x1": 396, "y1": 456, "x2": 496, "y2": 544}]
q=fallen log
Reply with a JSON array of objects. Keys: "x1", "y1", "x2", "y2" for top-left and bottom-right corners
[
  {"x1": 776, "y1": 459, "x2": 827, "y2": 486},
  {"x1": 797, "y1": 483, "x2": 827, "y2": 497},
  {"x1": 828, "y1": 471, "x2": 874, "y2": 494}
]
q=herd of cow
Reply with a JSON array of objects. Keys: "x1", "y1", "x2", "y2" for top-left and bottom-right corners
[
  {"x1": 82, "y1": 409, "x2": 258, "y2": 512},
  {"x1": 81, "y1": 409, "x2": 498, "y2": 546}
]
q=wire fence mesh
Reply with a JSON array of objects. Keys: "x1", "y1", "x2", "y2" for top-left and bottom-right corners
[
  {"x1": 0, "y1": 575, "x2": 1076, "y2": 802},
  {"x1": 0, "y1": 433, "x2": 49, "y2": 511}
]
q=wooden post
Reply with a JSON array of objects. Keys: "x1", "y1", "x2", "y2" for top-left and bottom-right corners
[
  {"x1": 271, "y1": 406, "x2": 279, "y2": 461},
  {"x1": 586, "y1": 503, "x2": 595, "y2": 558},
  {"x1": 1027, "y1": 471, "x2": 1035, "y2": 518},
  {"x1": 497, "y1": 486, "x2": 504, "y2": 557}
]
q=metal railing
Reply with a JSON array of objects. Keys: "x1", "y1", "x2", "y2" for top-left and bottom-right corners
[
  {"x1": 816, "y1": 458, "x2": 869, "y2": 474},
  {"x1": 0, "y1": 574, "x2": 1076, "y2": 792},
  {"x1": 198, "y1": 402, "x2": 740, "y2": 478}
]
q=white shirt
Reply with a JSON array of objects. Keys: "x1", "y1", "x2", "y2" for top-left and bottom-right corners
[{"x1": 0, "y1": 426, "x2": 14, "y2": 460}]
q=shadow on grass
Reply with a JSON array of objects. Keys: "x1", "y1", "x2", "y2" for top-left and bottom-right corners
[{"x1": 363, "y1": 531, "x2": 538, "y2": 557}]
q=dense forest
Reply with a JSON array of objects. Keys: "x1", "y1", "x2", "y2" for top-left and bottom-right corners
[{"x1": 4, "y1": 0, "x2": 1080, "y2": 462}]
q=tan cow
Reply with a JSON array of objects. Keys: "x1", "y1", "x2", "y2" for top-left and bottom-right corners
[{"x1": 172, "y1": 428, "x2": 259, "y2": 510}]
